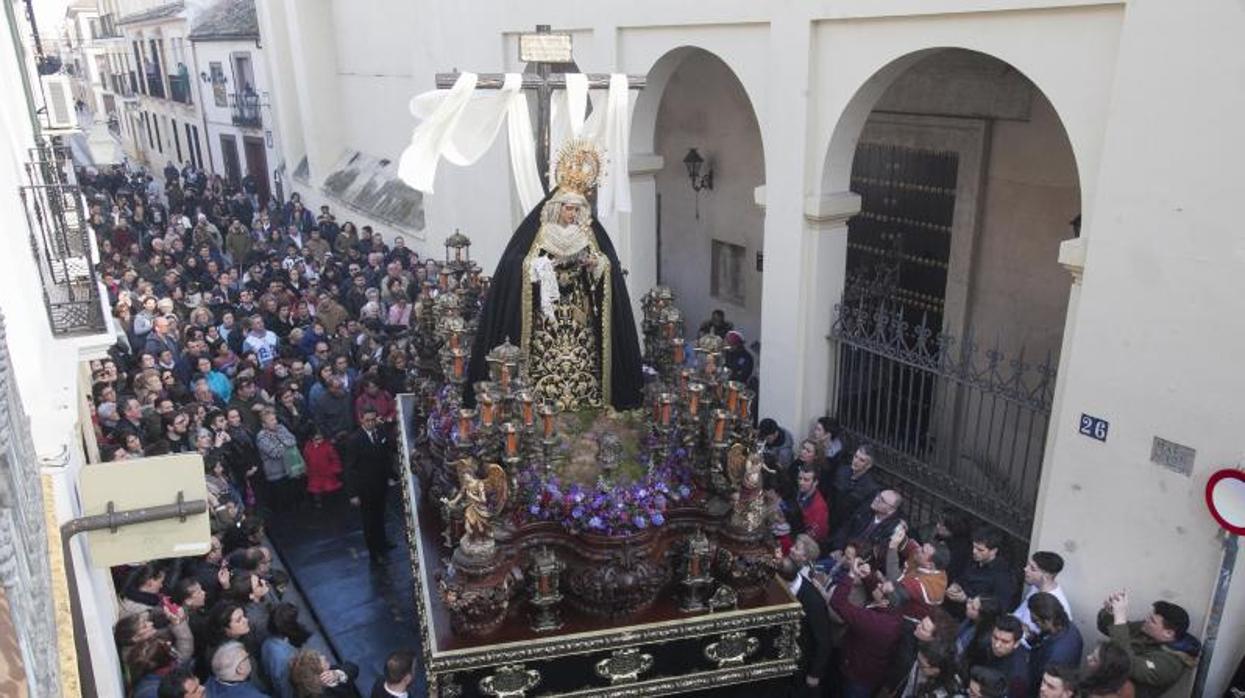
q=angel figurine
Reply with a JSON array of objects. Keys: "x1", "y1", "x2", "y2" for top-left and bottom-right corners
[
  {"x1": 726, "y1": 443, "x2": 774, "y2": 534},
  {"x1": 442, "y1": 458, "x2": 509, "y2": 558}
]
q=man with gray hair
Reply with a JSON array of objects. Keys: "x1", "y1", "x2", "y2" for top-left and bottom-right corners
[{"x1": 206, "y1": 640, "x2": 266, "y2": 696}]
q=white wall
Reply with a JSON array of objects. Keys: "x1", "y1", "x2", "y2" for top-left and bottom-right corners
[
  {"x1": 653, "y1": 49, "x2": 765, "y2": 344},
  {"x1": 1031, "y1": 0, "x2": 1245, "y2": 693},
  {"x1": 968, "y1": 90, "x2": 1078, "y2": 363}
]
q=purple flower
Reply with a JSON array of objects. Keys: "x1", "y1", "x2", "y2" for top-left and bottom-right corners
[
  {"x1": 633, "y1": 515, "x2": 648, "y2": 529},
  {"x1": 651, "y1": 512, "x2": 665, "y2": 526},
  {"x1": 588, "y1": 516, "x2": 604, "y2": 529},
  {"x1": 677, "y1": 484, "x2": 691, "y2": 498},
  {"x1": 529, "y1": 504, "x2": 541, "y2": 515},
  {"x1": 571, "y1": 506, "x2": 585, "y2": 519}
]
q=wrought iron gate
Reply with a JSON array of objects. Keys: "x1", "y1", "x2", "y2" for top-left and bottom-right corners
[{"x1": 831, "y1": 302, "x2": 1056, "y2": 543}]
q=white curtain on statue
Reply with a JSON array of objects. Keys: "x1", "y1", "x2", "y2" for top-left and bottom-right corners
[
  {"x1": 397, "y1": 72, "x2": 545, "y2": 213},
  {"x1": 549, "y1": 74, "x2": 632, "y2": 218},
  {"x1": 398, "y1": 71, "x2": 632, "y2": 217}
]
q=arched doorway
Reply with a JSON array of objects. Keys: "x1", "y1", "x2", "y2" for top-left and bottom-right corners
[
  {"x1": 634, "y1": 48, "x2": 765, "y2": 346},
  {"x1": 823, "y1": 49, "x2": 1081, "y2": 547}
]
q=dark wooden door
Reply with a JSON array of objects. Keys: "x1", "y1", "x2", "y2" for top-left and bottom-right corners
[
  {"x1": 845, "y1": 143, "x2": 958, "y2": 330},
  {"x1": 242, "y1": 136, "x2": 270, "y2": 203},
  {"x1": 219, "y1": 133, "x2": 241, "y2": 185}
]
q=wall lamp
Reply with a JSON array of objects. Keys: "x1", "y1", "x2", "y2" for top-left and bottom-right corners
[{"x1": 683, "y1": 148, "x2": 714, "y2": 219}]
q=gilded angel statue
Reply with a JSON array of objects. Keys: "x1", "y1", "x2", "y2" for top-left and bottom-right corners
[
  {"x1": 726, "y1": 443, "x2": 773, "y2": 533},
  {"x1": 442, "y1": 458, "x2": 509, "y2": 555}
]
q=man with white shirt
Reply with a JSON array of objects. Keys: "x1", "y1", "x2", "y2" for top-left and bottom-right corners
[
  {"x1": 242, "y1": 315, "x2": 279, "y2": 369},
  {"x1": 370, "y1": 649, "x2": 417, "y2": 698},
  {"x1": 1012, "y1": 551, "x2": 1071, "y2": 640}
]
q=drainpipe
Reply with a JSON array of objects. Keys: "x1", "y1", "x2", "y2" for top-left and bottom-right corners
[
  {"x1": 190, "y1": 39, "x2": 215, "y2": 172},
  {"x1": 7, "y1": 0, "x2": 44, "y2": 140}
]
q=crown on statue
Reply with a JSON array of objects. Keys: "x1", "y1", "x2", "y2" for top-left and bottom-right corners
[{"x1": 554, "y1": 139, "x2": 603, "y2": 196}]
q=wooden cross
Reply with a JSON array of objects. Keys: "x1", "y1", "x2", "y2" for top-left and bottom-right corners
[{"x1": 436, "y1": 25, "x2": 646, "y2": 193}]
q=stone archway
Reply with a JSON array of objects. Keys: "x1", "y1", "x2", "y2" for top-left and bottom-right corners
[
  {"x1": 630, "y1": 47, "x2": 766, "y2": 347},
  {"x1": 820, "y1": 48, "x2": 1083, "y2": 545}
]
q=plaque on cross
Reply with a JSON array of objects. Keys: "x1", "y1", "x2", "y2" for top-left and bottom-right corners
[{"x1": 435, "y1": 25, "x2": 646, "y2": 193}]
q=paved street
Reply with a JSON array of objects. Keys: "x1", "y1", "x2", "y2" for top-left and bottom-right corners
[{"x1": 266, "y1": 489, "x2": 425, "y2": 696}]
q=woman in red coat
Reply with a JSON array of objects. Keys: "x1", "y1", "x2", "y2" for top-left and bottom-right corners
[{"x1": 302, "y1": 427, "x2": 343, "y2": 506}]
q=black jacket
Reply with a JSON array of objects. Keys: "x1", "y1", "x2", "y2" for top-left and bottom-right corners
[
  {"x1": 958, "y1": 556, "x2": 1018, "y2": 611},
  {"x1": 796, "y1": 577, "x2": 833, "y2": 680},
  {"x1": 345, "y1": 427, "x2": 395, "y2": 496}
]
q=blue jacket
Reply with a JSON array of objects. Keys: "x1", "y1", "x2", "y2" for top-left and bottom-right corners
[
  {"x1": 205, "y1": 677, "x2": 270, "y2": 698},
  {"x1": 1029, "y1": 624, "x2": 1084, "y2": 695},
  {"x1": 261, "y1": 636, "x2": 297, "y2": 698},
  {"x1": 132, "y1": 674, "x2": 161, "y2": 698}
]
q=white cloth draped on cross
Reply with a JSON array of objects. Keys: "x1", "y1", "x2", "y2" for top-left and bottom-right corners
[{"x1": 397, "y1": 72, "x2": 632, "y2": 218}]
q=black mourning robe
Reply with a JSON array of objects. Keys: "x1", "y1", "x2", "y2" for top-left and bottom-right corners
[{"x1": 465, "y1": 193, "x2": 644, "y2": 410}]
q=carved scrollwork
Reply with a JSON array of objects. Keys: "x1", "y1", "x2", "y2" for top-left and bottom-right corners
[
  {"x1": 478, "y1": 663, "x2": 541, "y2": 698},
  {"x1": 566, "y1": 541, "x2": 669, "y2": 618},
  {"x1": 704, "y1": 631, "x2": 760, "y2": 669},
  {"x1": 594, "y1": 646, "x2": 655, "y2": 685},
  {"x1": 775, "y1": 621, "x2": 802, "y2": 662}
]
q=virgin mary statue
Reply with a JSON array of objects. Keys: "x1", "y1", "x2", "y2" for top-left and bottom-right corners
[{"x1": 466, "y1": 141, "x2": 644, "y2": 411}]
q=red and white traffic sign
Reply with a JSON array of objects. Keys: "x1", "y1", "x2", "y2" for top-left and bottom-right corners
[{"x1": 1206, "y1": 469, "x2": 1245, "y2": 536}]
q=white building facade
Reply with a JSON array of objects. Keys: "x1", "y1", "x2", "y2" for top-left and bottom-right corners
[
  {"x1": 60, "y1": 0, "x2": 105, "y2": 114},
  {"x1": 255, "y1": 2, "x2": 1245, "y2": 695},
  {"x1": 114, "y1": 0, "x2": 207, "y2": 172},
  {"x1": 188, "y1": 0, "x2": 278, "y2": 203}
]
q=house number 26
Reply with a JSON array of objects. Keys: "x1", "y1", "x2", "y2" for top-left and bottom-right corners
[{"x1": 1078, "y1": 414, "x2": 1109, "y2": 442}]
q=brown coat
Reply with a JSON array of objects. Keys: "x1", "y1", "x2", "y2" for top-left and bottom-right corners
[{"x1": 316, "y1": 298, "x2": 348, "y2": 334}]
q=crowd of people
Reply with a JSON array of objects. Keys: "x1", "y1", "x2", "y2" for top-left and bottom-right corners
[
  {"x1": 82, "y1": 161, "x2": 428, "y2": 697},
  {"x1": 79, "y1": 158, "x2": 1208, "y2": 698},
  {"x1": 755, "y1": 415, "x2": 1203, "y2": 698}
]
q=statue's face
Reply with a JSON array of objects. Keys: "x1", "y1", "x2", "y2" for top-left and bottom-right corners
[{"x1": 559, "y1": 203, "x2": 579, "y2": 225}]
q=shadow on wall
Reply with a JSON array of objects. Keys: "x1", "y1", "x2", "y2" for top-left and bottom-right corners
[{"x1": 320, "y1": 150, "x2": 426, "y2": 233}]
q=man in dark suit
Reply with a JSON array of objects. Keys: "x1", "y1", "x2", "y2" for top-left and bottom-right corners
[
  {"x1": 370, "y1": 648, "x2": 417, "y2": 698},
  {"x1": 778, "y1": 557, "x2": 832, "y2": 696},
  {"x1": 346, "y1": 407, "x2": 396, "y2": 564}
]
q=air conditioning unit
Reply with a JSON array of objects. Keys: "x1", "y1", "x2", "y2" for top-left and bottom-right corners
[{"x1": 41, "y1": 74, "x2": 78, "y2": 130}]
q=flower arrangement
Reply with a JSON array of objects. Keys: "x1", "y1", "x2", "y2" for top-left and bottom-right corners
[{"x1": 516, "y1": 447, "x2": 698, "y2": 536}]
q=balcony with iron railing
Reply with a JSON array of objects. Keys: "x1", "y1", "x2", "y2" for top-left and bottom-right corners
[
  {"x1": 145, "y1": 73, "x2": 165, "y2": 99},
  {"x1": 17, "y1": 146, "x2": 107, "y2": 335},
  {"x1": 168, "y1": 74, "x2": 192, "y2": 105},
  {"x1": 229, "y1": 91, "x2": 261, "y2": 128}
]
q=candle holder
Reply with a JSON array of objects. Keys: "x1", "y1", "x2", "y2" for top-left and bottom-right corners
[
  {"x1": 710, "y1": 409, "x2": 731, "y2": 447},
  {"x1": 725, "y1": 381, "x2": 743, "y2": 414},
  {"x1": 517, "y1": 390, "x2": 535, "y2": 429},
  {"x1": 528, "y1": 546, "x2": 565, "y2": 632},
  {"x1": 687, "y1": 383, "x2": 704, "y2": 418},
  {"x1": 445, "y1": 229, "x2": 472, "y2": 270},
  {"x1": 677, "y1": 528, "x2": 715, "y2": 612},
  {"x1": 457, "y1": 408, "x2": 477, "y2": 446},
  {"x1": 501, "y1": 422, "x2": 521, "y2": 467}
]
